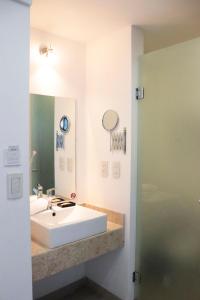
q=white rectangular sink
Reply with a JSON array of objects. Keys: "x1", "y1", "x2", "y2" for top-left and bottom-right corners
[{"x1": 31, "y1": 205, "x2": 107, "y2": 248}]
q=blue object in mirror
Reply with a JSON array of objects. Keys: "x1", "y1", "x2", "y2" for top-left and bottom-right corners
[
  {"x1": 60, "y1": 115, "x2": 70, "y2": 133},
  {"x1": 56, "y1": 131, "x2": 64, "y2": 151}
]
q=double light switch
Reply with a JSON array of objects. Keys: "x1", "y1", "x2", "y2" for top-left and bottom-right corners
[
  {"x1": 112, "y1": 161, "x2": 120, "y2": 179},
  {"x1": 100, "y1": 161, "x2": 120, "y2": 179},
  {"x1": 101, "y1": 161, "x2": 109, "y2": 178}
]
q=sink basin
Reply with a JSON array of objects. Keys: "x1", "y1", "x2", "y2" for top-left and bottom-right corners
[{"x1": 31, "y1": 205, "x2": 107, "y2": 248}]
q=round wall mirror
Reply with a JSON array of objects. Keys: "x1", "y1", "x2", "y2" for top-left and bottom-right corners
[
  {"x1": 102, "y1": 110, "x2": 119, "y2": 131},
  {"x1": 60, "y1": 115, "x2": 70, "y2": 133}
]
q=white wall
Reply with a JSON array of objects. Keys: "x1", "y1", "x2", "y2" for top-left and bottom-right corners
[
  {"x1": 85, "y1": 26, "x2": 134, "y2": 300},
  {"x1": 54, "y1": 98, "x2": 76, "y2": 198},
  {"x1": 0, "y1": 1, "x2": 32, "y2": 300},
  {"x1": 30, "y1": 28, "x2": 86, "y2": 297},
  {"x1": 86, "y1": 26, "x2": 144, "y2": 300}
]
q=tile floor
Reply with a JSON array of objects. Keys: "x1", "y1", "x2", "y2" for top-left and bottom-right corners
[
  {"x1": 66, "y1": 286, "x2": 117, "y2": 299},
  {"x1": 50, "y1": 285, "x2": 119, "y2": 300},
  {"x1": 37, "y1": 281, "x2": 120, "y2": 300}
]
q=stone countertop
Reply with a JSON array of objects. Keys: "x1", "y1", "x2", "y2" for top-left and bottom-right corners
[{"x1": 32, "y1": 204, "x2": 124, "y2": 282}]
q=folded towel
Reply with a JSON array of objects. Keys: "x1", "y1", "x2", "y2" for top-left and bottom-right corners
[{"x1": 30, "y1": 197, "x2": 48, "y2": 215}]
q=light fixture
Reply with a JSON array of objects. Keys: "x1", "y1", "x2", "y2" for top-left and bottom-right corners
[{"x1": 39, "y1": 44, "x2": 54, "y2": 57}]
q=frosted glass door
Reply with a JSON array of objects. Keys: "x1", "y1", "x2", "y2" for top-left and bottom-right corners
[{"x1": 136, "y1": 38, "x2": 200, "y2": 300}]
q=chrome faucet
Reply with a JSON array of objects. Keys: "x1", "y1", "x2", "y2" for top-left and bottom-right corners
[
  {"x1": 47, "y1": 188, "x2": 55, "y2": 197},
  {"x1": 46, "y1": 198, "x2": 56, "y2": 216},
  {"x1": 33, "y1": 184, "x2": 43, "y2": 198},
  {"x1": 31, "y1": 186, "x2": 56, "y2": 216},
  {"x1": 47, "y1": 188, "x2": 56, "y2": 216}
]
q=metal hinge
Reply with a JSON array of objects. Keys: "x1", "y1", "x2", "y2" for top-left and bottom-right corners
[
  {"x1": 136, "y1": 87, "x2": 144, "y2": 100},
  {"x1": 132, "y1": 271, "x2": 141, "y2": 283}
]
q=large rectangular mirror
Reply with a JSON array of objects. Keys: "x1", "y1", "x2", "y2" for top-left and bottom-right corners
[{"x1": 30, "y1": 94, "x2": 76, "y2": 198}]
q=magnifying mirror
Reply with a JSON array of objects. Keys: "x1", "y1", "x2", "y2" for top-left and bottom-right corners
[
  {"x1": 102, "y1": 110, "x2": 119, "y2": 132},
  {"x1": 60, "y1": 115, "x2": 70, "y2": 133}
]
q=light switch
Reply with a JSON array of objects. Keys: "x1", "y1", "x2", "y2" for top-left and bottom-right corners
[
  {"x1": 59, "y1": 156, "x2": 65, "y2": 171},
  {"x1": 112, "y1": 161, "x2": 120, "y2": 179},
  {"x1": 67, "y1": 158, "x2": 73, "y2": 173},
  {"x1": 11, "y1": 177, "x2": 20, "y2": 194},
  {"x1": 101, "y1": 161, "x2": 109, "y2": 178},
  {"x1": 7, "y1": 173, "x2": 23, "y2": 199}
]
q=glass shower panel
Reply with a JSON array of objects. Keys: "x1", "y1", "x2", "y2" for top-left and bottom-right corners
[{"x1": 136, "y1": 38, "x2": 200, "y2": 300}]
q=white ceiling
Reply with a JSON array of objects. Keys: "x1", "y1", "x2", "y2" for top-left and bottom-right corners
[{"x1": 31, "y1": 0, "x2": 200, "y2": 52}]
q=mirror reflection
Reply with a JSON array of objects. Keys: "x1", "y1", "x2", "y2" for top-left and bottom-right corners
[
  {"x1": 30, "y1": 94, "x2": 76, "y2": 198},
  {"x1": 60, "y1": 115, "x2": 70, "y2": 133}
]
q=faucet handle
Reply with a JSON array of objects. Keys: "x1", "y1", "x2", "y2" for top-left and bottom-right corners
[
  {"x1": 33, "y1": 183, "x2": 43, "y2": 198},
  {"x1": 37, "y1": 183, "x2": 43, "y2": 191},
  {"x1": 33, "y1": 187, "x2": 38, "y2": 195},
  {"x1": 47, "y1": 188, "x2": 55, "y2": 197}
]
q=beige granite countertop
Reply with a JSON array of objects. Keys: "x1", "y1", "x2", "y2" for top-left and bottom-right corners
[{"x1": 32, "y1": 204, "x2": 124, "y2": 282}]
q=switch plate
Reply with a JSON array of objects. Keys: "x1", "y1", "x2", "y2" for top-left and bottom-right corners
[
  {"x1": 112, "y1": 161, "x2": 120, "y2": 179},
  {"x1": 7, "y1": 173, "x2": 23, "y2": 199},
  {"x1": 101, "y1": 161, "x2": 109, "y2": 178},
  {"x1": 67, "y1": 158, "x2": 73, "y2": 173},
  {"x1": 59, "y1": 156, "x2": 65, "y2": 171}
]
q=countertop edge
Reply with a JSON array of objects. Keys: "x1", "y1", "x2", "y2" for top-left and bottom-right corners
[{"x1": 32, "y1": 222, "x2": 124, "y2": 282}]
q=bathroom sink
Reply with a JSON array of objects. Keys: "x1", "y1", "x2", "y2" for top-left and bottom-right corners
[{"x1": 31, "y1": 205, "x2": 107, "y2": 248}]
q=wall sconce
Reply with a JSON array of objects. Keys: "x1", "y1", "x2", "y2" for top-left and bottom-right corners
[{"x1": 39, "y1": 44, "x2": 54, "y2": 57}]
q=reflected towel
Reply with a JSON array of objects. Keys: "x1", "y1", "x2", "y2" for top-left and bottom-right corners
[{"x1": 30, "y1": 198, "x2": 48, "y2": 215}]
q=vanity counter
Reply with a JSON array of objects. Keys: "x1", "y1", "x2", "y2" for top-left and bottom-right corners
[{"x1": 32, "y1": 204, "x2": 124, "y2": 282}]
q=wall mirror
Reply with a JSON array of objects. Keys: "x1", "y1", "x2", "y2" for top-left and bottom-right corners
[
  {"x1": 30, "y1": 94, "x2": 76, "y2": 198},
  {"x1": 102, "y1": 110, "x2": 119, "y2": 131}
]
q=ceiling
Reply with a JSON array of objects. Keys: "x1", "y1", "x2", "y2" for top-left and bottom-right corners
[{"x1": 31, "y1": 0, "x2": 200, "y2": 52}]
